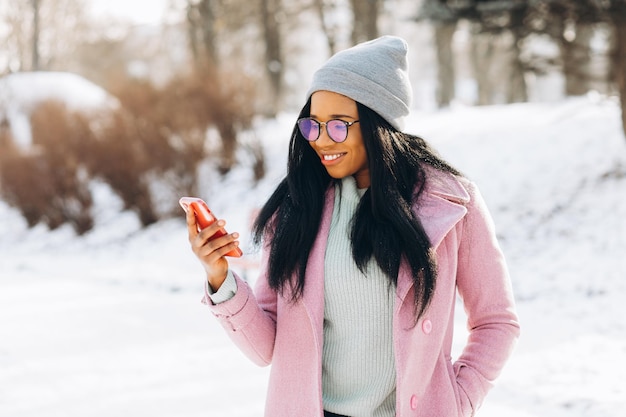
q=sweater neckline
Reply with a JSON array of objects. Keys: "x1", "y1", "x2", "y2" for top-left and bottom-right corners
[{"x1": 338, "y1": 175, "x2": 367, "y2": 202}]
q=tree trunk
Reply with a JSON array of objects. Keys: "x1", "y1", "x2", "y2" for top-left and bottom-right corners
[
  {"x1": 31, "y1": 0, "x2": 40, "y2": 71},
  {"x1": 198, "y1": 0, "x2": 218, "y2": 66},
  {"x1": 315, "y1": 0, "x2": 337, "y2": 55},
  {"x1": 215, "y1": 119, "x2": 238, "y2": 175},
  {"x1": 470, "y1": 28, "x2": 496, "y2": 105},
  {"x1": 505, "y1": 5, "x2": 528, "y2": 104},
  {"x1": 507, "y1": 31, "x2": 528, "y2": 103},
  {"x1": 350, "y1": 0, "x2": 380, "y2": 44},
  {"x1": 187, "y1": 0, "x2": 218, "y2": 70},
  {"x1": 434, "y1": 21, "x2": 457, "y2": 108},
  {"x1": 560, "y1": 23, "x2": 594, "y2": 96},
  {"x1": 186, "y1": 3, "x2": 200, "y2": 64},
  {"x1": 611, "y1": 18, "x2": 626, "y2": 141},
  {"x1": 187, "y1": 0, "x2": 243, "y2": 173},
  {"x1": 261, "y1": 0, "x2": 283, "y2": 116}
]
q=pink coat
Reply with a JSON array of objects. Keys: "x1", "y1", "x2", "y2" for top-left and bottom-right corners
[{"x1": 204, "y1": 172, "x2": 520, "y2": 417}]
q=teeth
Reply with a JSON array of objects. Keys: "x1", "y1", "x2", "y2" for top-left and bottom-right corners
[{"x1": 323, "y1": 154, "x2": 343, "y2": 161}]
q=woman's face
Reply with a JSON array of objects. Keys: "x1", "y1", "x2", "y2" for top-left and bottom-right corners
[{"x1": 308, "y1": 90, "x2": 370, "y2": 188}]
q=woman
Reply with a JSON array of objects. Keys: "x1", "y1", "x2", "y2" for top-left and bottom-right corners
[{"x1": 187, "y1": 36, "x2": 520, "y2": 417}]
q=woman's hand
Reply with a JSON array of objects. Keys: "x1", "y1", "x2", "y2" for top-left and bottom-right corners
[{"x1": 186, "y1": 209, "x2": 240, "y2": 291}]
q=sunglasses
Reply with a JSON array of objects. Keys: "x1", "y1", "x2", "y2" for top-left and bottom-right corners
[{"x1": 297, "y1": 117, "x2": 360, "y2": 143}]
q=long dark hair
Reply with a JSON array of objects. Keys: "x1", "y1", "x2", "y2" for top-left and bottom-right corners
[{"x1": 252, "y1": 99, "x2": 460, "y2": 320}]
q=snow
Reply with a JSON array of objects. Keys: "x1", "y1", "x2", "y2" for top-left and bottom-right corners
[
  {"x1": 1, "y1": 84, "x2": 626, "y2": 416},
  {"x1": 0, "y1": 72, "x2": 118, "y2": 148}
]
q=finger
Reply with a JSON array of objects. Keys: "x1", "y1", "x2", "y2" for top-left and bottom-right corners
[
  {"x1": 186, "y1": 209, "x2": 199, "y2": 240},
  {"x1": 197, "y1": 219, "x2": 228, "y2": 242},
  {"x1": 195, "y1": 232, "x2": 240, "y2": 259},
  {"x1": 210, "y1": 240, "x2": 241, "y2": 260}
]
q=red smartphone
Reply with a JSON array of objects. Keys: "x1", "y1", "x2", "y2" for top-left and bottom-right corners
[{"x1": 179, "y1": 197, "x2": 243, "y2": 257}]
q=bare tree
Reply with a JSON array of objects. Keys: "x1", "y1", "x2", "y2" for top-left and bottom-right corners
[
  {"x1": 608, "y1": 3, "x2": 626, "y2": 140},
  {"x1": 314, "y1": 0, "x2": 339, "y2": 55},
  {"x1": 187, "y1": 2, "x2": 203, "y2": 67},
  {"x1": 350, "y1": 0, "x2": 381, "y2": 44},
  {"x1": 535, "y1": 0, "x2": 626, "y2": 139},
  {"x1": 184, "y1": 0, "x2": 268, "y2": 173},
  {"x1": 558, "y1": 24, "x2": 594, "y2": 96},
  {"x1": 469, "y1": 27, "x2": 498, "y2": 105},
  {"x1": 417, "y1": 0, "x2": 530, "y2": 106},
  {"x1": 463, "y1": 1, "x2": 530, "y2": 104},
  {"x1": 1, "y1": 0, "x2": 36, "y2": 72},
  {"x1": 32, "y1": 0, "x2": 41, "y2": 71},
  {"x1": 506, "y1": 4, "x2": 528, "y2": 103},
  {"x1": 537, "y1": 1, "x2": 598, "y2": 96},
  {"x1": 186, "y1": 0, "x2": 236, "y2": 173},
  {"x1": 434, "y1": 22, "x2": 457, "y2": 107},
  {"x1": 418, "y1": 0, "x2": 459, "y2": 107},
  {"x1": 187, "y1": 0, "x2": 219, "y2": 69},
  {"x1": 0, "y1": 0, "x2": 89, "y2": 73},
  {"x1": 260, "y1": 0, "x2": 284, "y2": 116}
]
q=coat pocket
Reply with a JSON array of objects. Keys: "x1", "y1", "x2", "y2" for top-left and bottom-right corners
[
  {"x1": 453, "y1": 362, "x2": 474, "y2": 417},
  {"x1": 447, "y1": 361, "x2": 473, "y2": 417}
]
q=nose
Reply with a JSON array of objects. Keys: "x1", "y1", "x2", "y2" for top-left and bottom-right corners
[{"x1": 316, "y1": 122, "x2": 335, "y2": 146}]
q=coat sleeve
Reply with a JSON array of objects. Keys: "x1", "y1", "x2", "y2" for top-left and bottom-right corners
[
  {"x1": 202, "y1": 245, "x2": 278, "y2": 367},
  {"x1": 453, "y1": 181, "x2": 521, "y2": 413}
]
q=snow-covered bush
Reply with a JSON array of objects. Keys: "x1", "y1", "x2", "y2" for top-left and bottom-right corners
[
  {"x1": 0, "y1": 70, "x2": 259, "y2": 234},
  {"x1": 0, "y1": 101, "x2": 95, "y2": 233}
]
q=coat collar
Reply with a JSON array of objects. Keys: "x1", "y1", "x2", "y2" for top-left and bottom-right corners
[
  {"x1": 300, "y1": 171, "x2": 470, "y2": 329},
  {"x1": 396, "y1": 171, "x2": 470, "y2": 302},
  {"x1": 417, "y1": 170, "x2": 470, "y2": 249}
]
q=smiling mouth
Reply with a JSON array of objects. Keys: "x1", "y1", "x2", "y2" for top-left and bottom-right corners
[{"x1": 323, "y1": 153, "x2": 346, "y2": 161}]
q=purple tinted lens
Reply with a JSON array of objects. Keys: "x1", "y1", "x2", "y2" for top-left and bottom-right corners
[
  {"x1": 327, "y1": 120, "x2": 348, "y2": 142},
  {"x1": 298, "y1": 118, "x2": 319, "y2": 141}
]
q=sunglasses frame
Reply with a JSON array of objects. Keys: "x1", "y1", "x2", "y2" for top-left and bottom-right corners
[{"x1": 297, "y1": 117, "x2": 360, "y2": 143}]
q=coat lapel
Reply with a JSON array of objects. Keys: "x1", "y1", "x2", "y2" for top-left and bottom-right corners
[
  {"x1": 417, "y1": 172, "x2": 469, "y2": 249},
  {"x1": 301, "y1": 187, "x2": 335, "y2": 354},
  {"x1": 397, "y1": 172, "x2": 470, "y2": 303}
]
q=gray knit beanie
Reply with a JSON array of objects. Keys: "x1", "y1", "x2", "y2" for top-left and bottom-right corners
[{"x1": 306, "y1": 35, "x2": 412, "y2": 131}]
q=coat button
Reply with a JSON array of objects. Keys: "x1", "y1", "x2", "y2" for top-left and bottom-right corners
[
  {"x1": 422, "y1": 319, "x2": 432, "y2": 334},
  {"x1": 410, "y1": 394, "x2": 418, "y2": 410}
]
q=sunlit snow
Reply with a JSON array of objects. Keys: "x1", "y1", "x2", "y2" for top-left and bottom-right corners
[{"x1": 1, "y1": 74, "x2": 625, "y2": 416}]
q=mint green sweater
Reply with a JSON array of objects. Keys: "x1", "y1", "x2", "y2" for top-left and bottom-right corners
[{"x1": 322, "y1": 176, "x2": 396, "y2": 417}]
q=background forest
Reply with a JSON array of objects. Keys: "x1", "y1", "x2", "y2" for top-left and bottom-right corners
[
  {"x1": 1, "y1": 0, "x2": 626, "y2": 233},
  {"x1": 1, "y1": 2, "x2": 626, "y2": 417}
]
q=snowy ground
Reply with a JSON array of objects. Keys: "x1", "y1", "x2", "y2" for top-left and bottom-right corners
[{"x1": 1, "y1": 95, "x2": 626, "y2": 416}]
